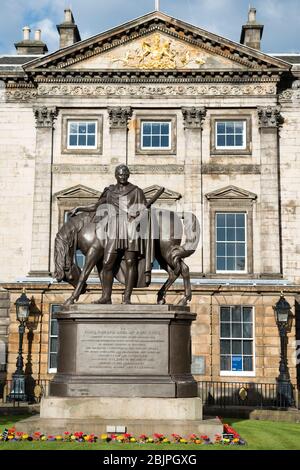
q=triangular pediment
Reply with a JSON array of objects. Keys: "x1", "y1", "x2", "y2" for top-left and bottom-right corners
[
  {"x1": 206, "y1": 185, "x2": 257, "y2": 200},
  {"x1": 143, "y1": 185, "x2": 181, "y2": 202},
  {"x1": 24, "y1": 11, "x2": 289, "y2": 75},
  {"x1": 54, "y1": 184, "x2": 101, "y2": 200}
]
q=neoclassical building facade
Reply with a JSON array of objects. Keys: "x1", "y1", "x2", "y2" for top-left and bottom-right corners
[{"x1": 0, "y1": 8, "x2": 299, "y2": 405}]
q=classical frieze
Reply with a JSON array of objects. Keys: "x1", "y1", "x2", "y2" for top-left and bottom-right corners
[
  {"x1": 4, "y1": 87, "x2": 37, "y2": 102},
  {"x1": 257, "y1": 106, "x2": 282, "y2": 128},
  {"x1": 52, "y1": 163, "x2": 184, "y2": 175},
  {"x1": 202, "y1": 164, "x2": 261, "y2": 175},
  {"x1": 182, "y1": 107, "x2": 206, "y2": 129},
  {"x1": 34, "y1": 106, "x2": 58, "y2": 128},
  {"x1": 279, "y1": 81, "x2": 300, "y2": 102},
  {"x1": 37, "y1": 82, "x2": 277, "y2": 98},
  {"x1": 108, "y1": 106, "x2": 132, "y2": 128}
]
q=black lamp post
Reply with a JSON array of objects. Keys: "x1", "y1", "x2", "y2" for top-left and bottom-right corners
[
  {"x1": 8, "y1": 289, "x2": 30, "y2": 402},
  {"x1": 274, "y1": 293, "x2": 295, "y2": 408}
]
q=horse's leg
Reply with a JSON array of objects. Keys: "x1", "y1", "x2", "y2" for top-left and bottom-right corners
[
  {"x1": 64, "y1": 244, "x2": 100, "y2": 306},
  {"x1": 157, "y1": 266, "x2": 179, "y2": 305},
  {"x1": 178, "y1": 260, "x2": 191, "y2": 306}
]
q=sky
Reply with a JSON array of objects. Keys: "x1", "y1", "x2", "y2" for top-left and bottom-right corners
[{"x1": 0, "y1": 0, "x2": 299, "y2": 55}]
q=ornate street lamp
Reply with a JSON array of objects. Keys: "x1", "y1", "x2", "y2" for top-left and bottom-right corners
[
  {"x1": 274, "y1": 293, "x2": 295, "y2": 408},
  {"x1": 8, "y1": 289, "x2": 30, "y2": 402}
]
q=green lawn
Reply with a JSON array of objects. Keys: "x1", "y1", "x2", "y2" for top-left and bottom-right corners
[{"x1": 0, "y1": 415, "x2": 300, "y2": 450}]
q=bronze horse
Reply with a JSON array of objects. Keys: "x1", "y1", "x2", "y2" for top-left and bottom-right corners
[{"x1": 54, "y1": 206, "x2": 200, "y2": 306}]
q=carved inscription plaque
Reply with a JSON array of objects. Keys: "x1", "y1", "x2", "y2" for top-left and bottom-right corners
[{"x1": 76, "y1": 323, "x2": 168, "y2": 375}]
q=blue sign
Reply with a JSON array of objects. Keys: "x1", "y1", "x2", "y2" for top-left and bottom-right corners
[{"x1": 232, "y1": 356, "x2": 243, "y2": 371}]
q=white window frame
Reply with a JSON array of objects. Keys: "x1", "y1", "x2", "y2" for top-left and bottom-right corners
[
  {"x1": 215, "y1": 120, "x2": 247, "y2": 150},
  {"x1": 220, "y1": 305, "x2": 256, "y2": 377},
  {"x1": 48, "y1": 305, "x2": 60, "y2": 373},
  {"x1": 67, "y1": 120, "x2": 98, "y2": 150},
  {"x1": 215, "y1": 212, "x2": 247, "y2": 274},
  {"x1": 141, "y1": 121, "x2": 172, "y2": 150}
]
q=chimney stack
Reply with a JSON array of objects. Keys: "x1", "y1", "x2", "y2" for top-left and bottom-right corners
[
  {"x1": 57, "y1": 8, "x2": 81, "y2": 49},
  {"x1": 15, "y1": 26, "x2": 48, "y2": 55},
  {"x1": 240, "y1": 7, "x2": 264, "y2": 50}
]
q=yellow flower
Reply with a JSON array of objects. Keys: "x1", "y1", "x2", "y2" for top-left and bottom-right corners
[
  {"x1": 70, "y1": 435, "x2": 76, "y2": 440},
  {"x1": 0, "y1": 437, "x2": 3, "y2": 441},
  {"x1": 130, "y1": 438, "x2": 136, "y2": 443},
  {"x1": 55, "y1": 435, "x2": 63, "y2": 440},
  {"x1": 41, "y1": 436, "x2": 47, "y2": 441},
  {"x1": 147, "y1": 438, "x2": 154, "y2": 443},
  {"x1": 84, "y1": 435, "x2": 90, "y2": 441},
  {"x1": 180, "y1": 438, "x2": 187, "y2": 443},
  {"x1": 162, "y1": 438, "x2": 170, "y2": 443},
  {"x1": 22, "y1": 434, "x2": 29, "y2": 440},
  {"x1": 195, "y1": 439, "x2": 202, "y2": 444},
  {"x1": 8, "y1": 435, "x2": 14, "y2": 440},
  {"x1": 101, "y1": 433, "x2": 108, "y2": 440}
]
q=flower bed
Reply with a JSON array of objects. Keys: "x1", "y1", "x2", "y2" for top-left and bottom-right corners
[{"x1": 0, "y1": 425, "x2": 246, "y2": 446}]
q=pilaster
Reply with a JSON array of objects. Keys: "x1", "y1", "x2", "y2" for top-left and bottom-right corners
[{"x1": 108, "y1": 107, "x2": 132, "y2": 164}]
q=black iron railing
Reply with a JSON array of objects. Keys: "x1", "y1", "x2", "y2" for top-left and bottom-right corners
[
  {"x1": 198, "y1": 381, "x2": 296, "y2": 409},
  {"x1": 0, "y1": 379, "x2": 50, "y2": 404}
]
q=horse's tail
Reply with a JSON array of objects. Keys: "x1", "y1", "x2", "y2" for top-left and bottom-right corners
[
  {"x1": 54, "y1": 218, "x2": 78, "y2": 282},
  {"x1": 169, "y1": 212, "x2": 200, "y2": 274}
]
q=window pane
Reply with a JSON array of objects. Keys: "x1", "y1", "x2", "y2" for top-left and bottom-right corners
[
  {"x1": 243, "y1": 323, "x2": 253, "y2": 339},
  {"x1": 217, "y1": 243, "x2": 225, "y2": 256},
  {"x1": 69, "y1": 135, "x2": 77, "y2": 146},
  {"x1": 217, "y1": 122, "x2": 226, "y2": 133},
  {"x1": 78, "y1": 135, "x2": 86, "y2": 146},
  {"x1": 51, "y1": 319, "x2": 58, "y2": 336},
  {"x1": 220, "y1": 340, "x2": 231, "y2": 354},
  {"x1": 79, "y1": 124, "x2": 87, "y2": 134},
  {"x1": 161, "y1": 123, "x2": 169, "y2": 135},
  {"x1": 220, "y1": 322, "x2": 230, "y2": 338},
  {"x1": 232, "y1": 306, "x2": 241, "y2": 322},
  {"x1": 217, "y1": 257, "x2": 226, "y2": 271},
  {"x1": 236, "y1": 257, "x2": 245, "y2": 270},
  {"x1": 232, "y1": 323, "x2": 242, "y2": 338},
  {"x1": 232, "y1": 340, "x2": 242, "y2": 354},
  {"x1": 235, "y1": 122, "x2": 244, "y2": 133},
  {"x1": 226, "y1": 134, "x2": 234, "y2": 146},
  {"x1": 243, "y1": 307, "x2": 253, "y2": 323},
  {"x1": 49, "y1": 353, "x2": 57, "y2": 369},
  {"x1": 50, "y1": 337, "x2": 57, "y2": 352},
  {"x1": 236, "y1": 244, "x2": 245, "y2": 256},
  {"x1": 143, "y1": 123, "x2": 151, "y2": 134},
  {"x1": 227, "y1": 243, "x2": 235, "y2": 256},
  {"x1": 235, "y1": 134, "x2": 243, "y2": 146},
  {"x1": 220, "y1": 307, "x2": 230, "y2": 322},
  {"x1": 143, "y1": 136, "x2": 151, "y2": 147},
  {"x1": 87, "y1": 123, "x2": 96, "y2": 133},
  {"x1": 220, "y1": 356, "x2": 231, "y2": 371},
  {"x1": 152, "y1": 123, "x2": 160, "y2": 134},
  {"x1": 226, "y1": 228, "x2": 235, "y2": 241},
  {"x1": 243, "y1": 341, "x2": 253, "y2": 355},
  {"x1": 226, "y1": 214, "x2": 235, "y2": 227},
  {"x1": 226, "y1": 122, "x2": 234, "y2": 134},
  {"x1": 227, "y1": 257, "x2": 235, "y2": 271},
  {"x1": 161, "y1": 136, "x2": 169, "y2": 147},
  {"x1": 87, "y1": 135, "x2": 95, "y2": 146},
  {"x1": 217, "y1": 228, "x2": 225, "y2": 241},
  {"x1": 236, "y1": 214, "x2": 245, "y2": 227},
  {"x1": 236, "y1": 228, "x2": 245, "y2": 241},
  {"x1": 69, "y1": 123, "x2": 77, "y2": 133},
  {"x1": 243, "y1": 356, "x2": 253, "y2": 371},
  {"x1": 217, "y1": 135, "x2": 225, "y2": 147},
  {"x1": 151, "y1": 136, "x2": 159, "y2": 147},
  {"x1": 217, "y1": 213, "x2": 226, "y2": 227}
]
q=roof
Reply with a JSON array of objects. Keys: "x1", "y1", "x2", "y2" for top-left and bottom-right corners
[
  {"x1": 0, "y1": 54, "x2": 43, "y2": 72},
  {"x1": 272, "y1": 54, "x2": 300, "y2": 64}
]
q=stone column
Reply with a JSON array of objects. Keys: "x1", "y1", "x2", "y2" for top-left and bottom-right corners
[
  {"x1": 257, "y1": 106, "x2": 282, "y2": 276},
  {"x1": 182, "y1": 107, "x2": 206, "y2": 272},
  {"x1": 108, "y1": 107, "x2": 132, "y2": 165},
  {"x1": 29, "y1": 106, "x2": 58, "y2": 277}
]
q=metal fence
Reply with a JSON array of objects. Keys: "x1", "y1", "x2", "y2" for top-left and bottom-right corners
[
  {"x1": 198, "y1": 381, "x2": 295, "y2": 409},
  {"x1": 0, "y1": 379, "x2": 50, "y2": 404}
]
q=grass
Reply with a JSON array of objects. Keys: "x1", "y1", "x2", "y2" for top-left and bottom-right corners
[{"x1": 0, "y1": 415, "x2": 300, "y2": 450}]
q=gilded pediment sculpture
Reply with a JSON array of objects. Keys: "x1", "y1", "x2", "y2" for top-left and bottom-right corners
[{"x1": 110, "y1": 33, "x2": 205, "y2": 69}]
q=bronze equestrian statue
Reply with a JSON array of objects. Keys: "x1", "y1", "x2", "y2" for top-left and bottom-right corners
[{"x1": 54, "y1": 164, "x2": 200, "y2": 306}]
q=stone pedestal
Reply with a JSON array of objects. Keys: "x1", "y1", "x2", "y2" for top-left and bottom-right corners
[{"x1": 50, "y1": 304, "x2": 198, "y2": 398}]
